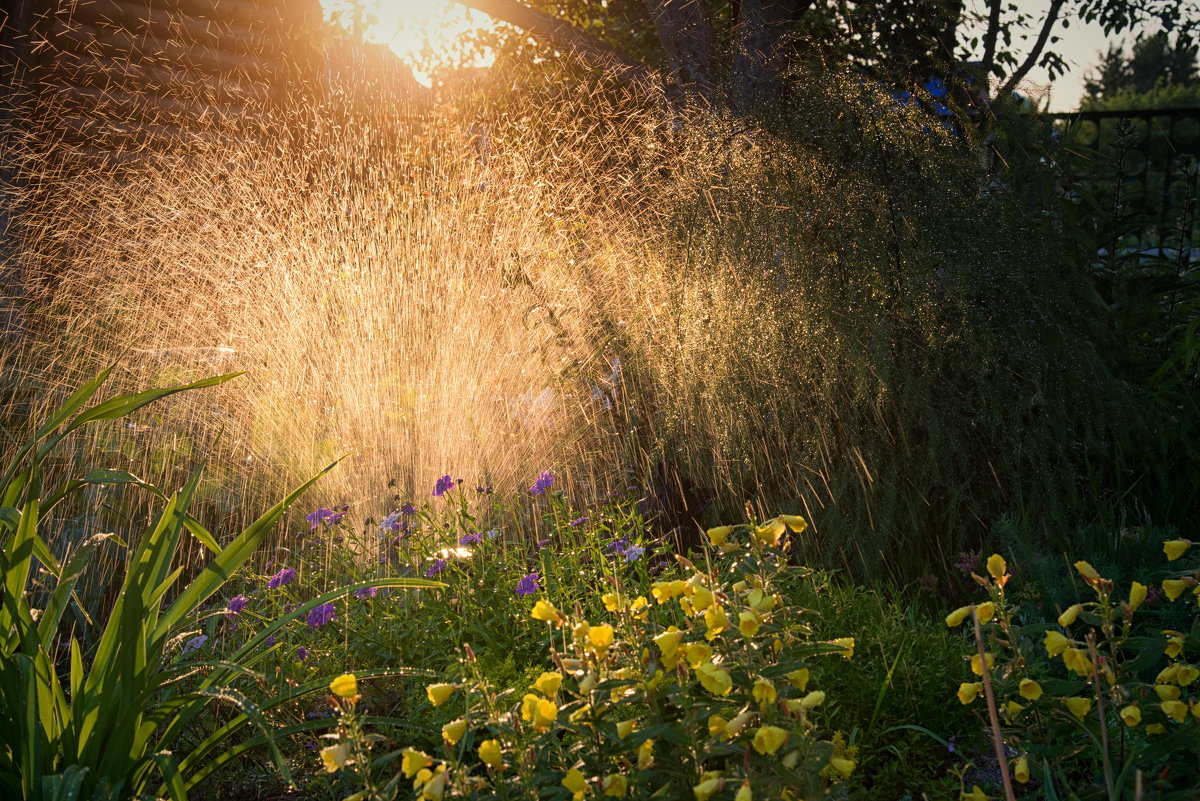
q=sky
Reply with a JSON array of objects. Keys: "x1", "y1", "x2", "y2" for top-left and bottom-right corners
[{"x1": 320, "y1": 0, "x2": 1135, "y2": 109}]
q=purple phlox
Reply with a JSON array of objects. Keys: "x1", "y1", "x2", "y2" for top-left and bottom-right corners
[
  {"x1": 355, "y1": 586, "x2": 379, "y2": 599},
  {"x1": 529, "y1": 471, "x2": 555, "y2": 496},
  {"x1": 267, "y1": 567, "x2": 296, "y2": 589},
  {"x1": 182, "y1": 634, "x2": 208, "y2": 654},
  {"x1": 515, "y1": 572, "x2": 540, "y2": 597},
  {"x1": 459, "y1": 532, "x2": 482, "y2": 545},
  {"x1": 485, "y1": 529, "x2": 501, "y2": 541},
  {"x1": 607, "y1": 539, "x2": 630, "y2": 555},
  {"x1": 475, "y1": 484, "x2": 493, "y2": 494},
  {"x1": 400, "y1": 502, "x2": 417, "y2": 515},
  {"x1": 226, "y1": 594, "x2": 249, "y2": 615},
  {"x1": 569, "y1": 516, "x2": 589, "y2": 528},
  {"x1": 306, "y1": 603, "x2": 337, "y2": 628},
  {"x1": 426, "y1": 558, "x2": 448, "y2": 577},
  {"x1": 649, "y1": 559, "x2": 669, "y2": 576},
  {"x1": 296, "y1": 645, "x2": 309, "y2": 661},
  {"x1": 535, "y1": 538, "x2": 552, "y2": 550},
  {"x1": 265, "y1": 634, "x2": 276, "y2": 647},
  {"x1": 624, "y1": 544, "x2": 646, "y2": 563},
  {"x1": 432, "y1": 475, "x2": 456, "y2": 497},
  {"x1": 306, "y1": 506, "x2": 348, "y2": 529}
]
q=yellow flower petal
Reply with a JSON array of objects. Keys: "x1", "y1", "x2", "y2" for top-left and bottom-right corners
[
  {"x1": 945, "y1": 605, "x2": 972, "y2": 627},
  {"x1": 957, "y1": 682, "x2": 981, "y2": 705},
  {"x1": 706, "y1": 526, "x2": 733, "y2": 547},
  {"x1": 1057, "y1": 604, "x2": 1083, "y2": 627},
  {"x1": 588, "y1": 624, "x2": 614, "y2": 652},
  {"x1": 602, "y1": 774, "x2": 628, "y2": 797},
  {"x1": 832, "y1": 637, "x2": 855, "y2": 659},
  {"x1": 1018, "y1": 679, "x2": 1043, "y2": 700},
  {"x1": 1119, "y1": 704, "x2": 1141, "y2": 726},
  {"x1": 1129, "y1": 581, "x2": 1147, "y2": 611},
  {"x1": 1163, "y1": 539, "x2": 1192, "y2": 561},
  {"x1": 754, "y1": 519, "x2": 786, "y2": 546},
  {"x1": 1014, "y1": 757, "x2": 1029, "y2": 784},
  {"x1": 533, "y1": 671, "x2": 563, "y2": 696},
  {"x1": 320, "y1": 743, "x2": 350, "y2": 773},
  {"x1": 562, "y1": 768, "x2": 587, "y2": 800},
  {"x1": 693, "y1": 772, "x2": 723, "y2": 801},
  {"x1": 786, "y1": 668, "x2": 810, "y2": 691},
  {"x1": 531, "y1": 599, "x2": 564, "y2": 623},
  {"x1": 828, "y1": 757, "x2": 855, "y2": 779},
  {"x1": 752, "y1": 725, "x2": 789, "y2": 754},
  {"x1": 734, "y1": 781, "x2": 753, "y2": 801},
  {"x1": 478, "y1": 739, "x2": 503, "y2": 770},
  {"x1": 441, "y1": 719, "x2": 466, "y2": 744},
  {"x1": 695, "y1": 663, "x2": 733, "y2": 696},
  {"x1": 1065, "y1": 697, "x2": 1092, "y2": 720},
  {"x1": 426, "y1": 683, "x2": 456, "y2": 707},
  {"x1": 1164, "y1": 579, "x2": 1188, "y2": 601},
  {"x1": 779, "y1": 514, "x2": 808, "y2": 533},
  {"x1": 401, "y1": 749, "x2": 433, "y2": 779},
  {"x1": 975, "y1": 602, "x2": 995, "y2": 624},
  {"x1": 1075, "y1": 560, "x2": 1101, "y2": 581},
  {"x1": 738, "y1": 610, "x2": 761, "y2": 638},
  {"x1": 986, "y1": 554, "x2": 1007, "y2": 580},
  {"x1": 329, "y1": 673, "x2": 358, "y2": 699},
  {"x1": 1044, "y1": 630, "x2": 1070, "y2": 657},
  {"x1": 1161, "y1": 700, "x2": 1188, "y2": 722}
]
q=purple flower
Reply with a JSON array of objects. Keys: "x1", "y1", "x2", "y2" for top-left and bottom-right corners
[
  {"x1": 608, "y1": 539, "x2": 629, "y2": 555},
  {"x1": 475, "y1": 484, "x2": 493, "y2": 494},
  {"x1": 459, "y1": 532, "x2": 482, "y2": 545},
  {"x1": 529, "y1": 471, "x2": 555, "y2": 496},
  {"x1": 355, "y1": 587, "x2": 379, "y2": 599},
  {"x1": 536, "y1": 538, "x2": 552, "y2": 550},
  {"x1": 569, "y1": 516, "x2": 589, "y2": 528},
  {"x1": 296, "y1": 645, "x2": 309, "y2": 661},
  {"x1": 306, "y1": 603, "x2": 337, "y2": 628},
  {"x1": 306, "y1": 508, "x2": 333, "y2": 529},
  {"x1": 426, "y1": 558, "x2": 448, "y2": 577},
  {"x1": 265, "y1": 634, "x2": 276, "y2": 647},
  {"x1": 267, "y1": 567, "x2": 296, "y2": 589},
  {"x1": 182, "y1": 634, "x2": 208, "y2": 654},
  {"x1": 624, "y1": 544, "x2": 645, "y2": 563},
  {"x1": 432, "y1": 475, "x2": 455, "y2": 497},
  {"x1": 515, "y1": 572, "x2": 540, "y2": 596},
  {"x1": 400, "y1": 502, "x2": 417, "y2": 515},
  {"x1": 227, "y1": 594, "x2": 249, "y2": 615},
  {"x1": 380, "y1": 510, "x2": 404, "y2": 531}
]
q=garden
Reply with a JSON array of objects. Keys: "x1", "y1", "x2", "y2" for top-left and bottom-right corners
[{"x1": 1, "y1": 1, "x2": 1198, "y2": 800}]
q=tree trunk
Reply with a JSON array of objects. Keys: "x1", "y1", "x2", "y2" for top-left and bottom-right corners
[
  {"x1": 642, "y1": 0, "x2": 717, "y2": 104},
  {"x1": 732, "y1": 0, "x2": 800, "y2": 113}
]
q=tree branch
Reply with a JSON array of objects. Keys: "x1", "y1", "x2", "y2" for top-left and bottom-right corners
[
  {"x1": 453, "y1": 0, "x2": 654, "y2": 84},
  {"x1": 998, "y1": 0, "x2": 1066, "y2": 96},
  {"x1": 979, "y1": 0, "x2": 1002, "y2": 74}
]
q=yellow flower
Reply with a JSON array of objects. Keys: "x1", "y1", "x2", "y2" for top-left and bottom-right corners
[
  {"x1": 1065, "y1": 697, "x2": 1092, "y2": 720},
  {"x1": 695, "y1": 663, "x2": 733, "y2": 696},
  {"x1": 1129, "y1": 581, "x2": 1148, "y2": 611},
  {"x1": 1062, "y1": 648, "x2": 1094, "y2": 676},
  {"x1": 957, "y1": 682, "x2": 981, "y2": 705},
  {"x1": 320, "y1": 743, "x2": 350, "y2": 773},
  {"x1": 832, "y1": 637, "x2": 855, "y2": 659},
  {"x1": 478, "y1": 739, "x2": 503, "y2": 770},
  {"x1": 707, "y1": 526, "x2": 733, "y2": 547},
  {"x1": 690, "y1": 585, "x2": 714, "y2": 611},
  {"x1": 418, "y1": 767, "x2": 449, "y2": 801},
  {"x1": 970, "y1": 652, "x2": 995, "y2": 676},
  {"x1": 602, "y1": 592, "x2": 626, "y2": 613},
  {"x1": 986, "y1": 554, "x2": 1007, "y2": 580},
  {"x1": 685, "y1": 642, "x2": 713, "y2": 667},
  {"x1": 707, "y1": 715, "x2": 727, "y2": 736},
  {"x1": 1146, "y1": 723, "x2": 1167, "y2": 735},
  {"x1": 531, "y1": 599, "x2": 564, "y2": 623},
  {"x1": 754, "y1": 518, "x2": 786, "y2": 547},
  {"x1": 1163, "y1": 579, "x2": 1188, "y2": 601},
  {"x1": 975, "y1": 602, "x2": 995, "y2": 624},
  {"x1": 1014, "y1": 757, "x2": 1029, "y2": 784},
  {"x1": 573, "y1": 621, "x2": 592, "y2": 643},
  {"x1": 616, "y1": 719, "x2": 635, "y2": 738},
  {"x1": 562, "y1": 768, "x2": 588, "y2": 800},
  {"x1": 637, "y1": 738, "x2": 655, "y2": 769},
  {"x1": 602, "y1": 774, "x2": 628, "y2": 798},
  {"x1": 1004, "y1": 700, "x2": 1024, "y2": 718},
  {"x1": 654, "y1": 627, "x2": 684, "y2": 665},
  {"x1": 588, "y1": 624, "x2": 615, "y2": 653},
  {"x1": 786, "y1": 668, "x2": 810, "y2": 691},
  {"x1": 441, "y1": 719, "x2": 466, "y2": 744},
  {"x1": 329, "y1": 673, "x2": 358, "y2": 699},
  {"x1": 752, "y1": 678, "x2": 777, "y2": 706},
  {"x1": 738, "y1": 610, "x2": 761, "y2": 638},
  {"x1": 799, "y1": 689, "x2": 826, "y2": 709},
  {"x1": 1161, "y1": 700, "x2": 1188, "y2": 722},
  {"x1": 1120, "y1": 704, "x2": 1141, "y2": 726},
  {"x1": 693, "y1": 772, "x2": 723, "y2": 801},
  {"x1": 703, "y1": 605, "x2": 729, "y2": 640},
  {"x1": 779, "y1": 514, "x2": 808, "y2": 533},
  {"x1": 752, "y1": 725, "x2": 789, "y2": 754},
  {"x1": 1163, "y1": 539, "x2": 1192, "y2": 561},
  {"x1": 734, "y1": 781, "x2": 753, "y2": 801},
  {"x1": 1176, "y1": 665, "x2": 1200, "y2": 686},
  {"x1": 945, "y1": 605, "x2": 972, "y2": 627},
  {"x1": 1075, "y1": 561, "x2": 1101, "y2": 581},
  {"x1": 1057, "y1": 604, "x2": 1083, "y2": 627},
  {"x1": 1044, "y1": 630, "x2": 1070, "y2": 657},
  {"x1": 521, "y1": 693, "x2": 558, "y2": 730},
  {"x1": 719, "y1": 712, "x2": 752, "y2": 740},
  {"x1": 1164, "y1": 634, "x2": 1185, "y2": 659},
  {"x1": 533, "y1": 671, "x2": 563, "y2": 696},
  {"x1": 1192, "y1": 701, "x2": 1200, "y2": 721},
  {"x1": 631, "y1": 596, "x2": 649, "y2": 620},
  {"x1": 402, "y1": 749, "x2": 433, "y2": 778},
  {"x1": 426, "y1": 683, "x2": 456, "y2": 707},
  {"x1": 651, "y1": 580, "x2": 687, "y2": 603},
  {"x1": 962, "y1": 786, "x2": 988, "y2": 801},
  {"x1": 1154, "y1": 684, "x2": 1181, "y2": 701},
  {"x1": 1018, "y1": 679, "x2": 1043, "y2": 700},
  {"x1": 828, "y1": 757, "x2": 855, "y2": 779}
]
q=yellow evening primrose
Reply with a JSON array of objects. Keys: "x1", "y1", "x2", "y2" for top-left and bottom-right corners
[
  {"x1": 602, "y1": 592, "x2": 626, "y2": 613},
  {"x1": 573, "y1": 621, "x2": 592, "y2": 643},
  {"x1": 602, "y1": 775, "x2": 628, "y2": 798},
  {"x1": 1163, "y1": 579, "x2": 1188, "y2": 601},
  {"x1": 521, "y1": 693, "x2": 558, "y2": 731},
  {"x1": 800, "y1": 689, "x2": 826, "y2": 709},
  {"x1": 1129, "y1": 581, "x2": 1148, "y2": 611},
  {"x1": 588, "y1": 624, "x2": 615, "y2": 653},
  {"x1": 1004, "y1": 700, "x2": 1024, "y2": 718},
  {"x1": 562, "y1": 768, "x2": 588, "y2": 801},
  {"x1": 1154, "y1": 684, "x2": 1181, "y2": 701},
  {"x1": 478, "y1": 739, "x2": 503, "y2": 770},
  {"x1": 707, "y1": 525, "x2": 733, "y2": 547},
  {"x1": 1146, "y1": 723, "x2": 1167, "y2": 734},
  {"x1": 786, "y1": 668, "x2": 810, "y2": 691},
  {"x1": 1176, "y1": 665, "x2": 1200, "y2": 686},
  {"x1": 1044, "y1": 630, "x2": 1070, "y2": 657},
  {"x1": 426, "y1": 683, "x2": 456, "y2": 707},
  {"x1": 739, "y1": 610, "x2": 761, "y2": 638},
  {"x1": 1161, "y1": 700, "x2": 1188, "y2": 722},
  {"x1": 707, "y1": 715, "x2": 728, "y2": 736},
  {"x1": 753, "y1": 678, "x2": 777, "y2": 706},
  {"x1": 722, "y1": 712, "x2": 753, "y2": 739},
  {"x1": 696, "y1": 663, "x2": 733, "y2": 696},
  {"x1": 734, "y1": 781, "x2": 753, "y2": 801},
  {"x1": 1075, "y1": 561, "x2": 1101, "y2": 581},
  {"x1": 616, "y1": 719, "x2": 635, "y2": 739},
  {"x1": 975, "y1": 602, "x2": 995, "y2": 624},
  {"x1": 655, "y1": 627, "x2": 684, "y2": 664},
  {"x1": 691, "y1": 585, "x2": 714, "y2": 611},
  {"x1": 652, "y1": 580, "x2": 687, "y2": 603},
  {"x1": 833, "y1": 637, "x2": 855, "y2": 659},
  {"x1": 1164, "y1": 539, "x2": 1192, "y2": 561},
  {"x1": 631, "y1": 596, "x2": 649, "y2": 619},
  {"x1": 329, "y1": 673, "x2": 358, "y2": 699},
  {"x1": 704, "y1": 605, "x2": 730, "y2": 640},
  {"x1": 402, "y1": 749, "x2": 433, "y2": 778},
  {"x1": 1014, "y1": 757, "x2": 1029, "y2": 784},
  {"x1": 441, "y1": 719, "x2": 467, "y2": 744},
  {"x1": 419, "y1": 767, "x2": 449, "y2": 801},
  {"x1": 320, "y1": 743, "x2": 350, "y2": 773},
  {"x1": 638, "y1": 739, "x2": 655, "y2": 769},
  {"x1": 828, "y1": 756, "x2": 855, "y2": 779},
  {"x1": 780, "y1": 514, "x2": 808, "y2": 533},
  {"x1": 962, "y1": 786, "x2": 988, "y2": 801},
  {"x1": 1019, "y1": 679, "x2": 1043, "y2": 700},
  {"x1": 1057, "y1": 604, "x2": 1083, "y2": 627},
  {"x1": 945, "y1": 605, "x2": 972, "y2": 627},
  {"x1": 1065, "y1": 697, "x2": 1092, "y2": 720},
  {"x1": 1120, "y1": 705, "x2": 1141, "y2": 726},
  {"x1": 986, "y1": 554, "x2": 1007, "y2": 579},
  {"x1": 693, "y1": 772, "x2": 723, "y2": 801},
  {"x1": 1062, "y1": 648, "x2": 1094, "y2": 676},
  {"x1": 754, "y1": 518, "x2": 786, "y2": 547},
  {"x1": 752, "y1": 725, "x2": 789, "y2": 755},
  {"x1": 531, "y1": 599, "x2": 564, "y2": 624},
  {"x1": 686, "y1": 642, "x2": 713, "y2": 667},
  {"x1": 534, "y1": 671, "x2": 563, "y2": 696},
  {"x1": 970, "y1": 653, "x2": 995, "y2": 676},
  {"x1": 1164, "y1": 633, "x2": 1185, "y2": 659},
  {"x1": 957, "y1": 682, "x2": 982, "y2": 705}
]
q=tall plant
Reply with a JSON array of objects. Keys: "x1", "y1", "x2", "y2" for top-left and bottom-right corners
[{"x1": 0, "y1": 366, "x2": 439, "y2": 801}]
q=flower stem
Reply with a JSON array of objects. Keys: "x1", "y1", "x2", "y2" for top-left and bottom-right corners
[{"x1": 973, "y1": 605, "x2": 1017, "y2": 801}]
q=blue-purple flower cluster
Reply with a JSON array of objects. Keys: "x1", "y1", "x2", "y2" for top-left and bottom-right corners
[
  {"x1": 515, "y1": 572, "x2": 540, "y2": 596},
  {"x1": 306, "y1": 506, "x2": 347, "y2": 529},
  {"x1": 529, "y1": 471, "x2": 554, "y2": 496}
]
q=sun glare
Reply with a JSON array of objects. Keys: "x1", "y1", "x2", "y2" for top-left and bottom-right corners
[{"x1": 321, "y1": 0, "x2": 499, "y2": 87}]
